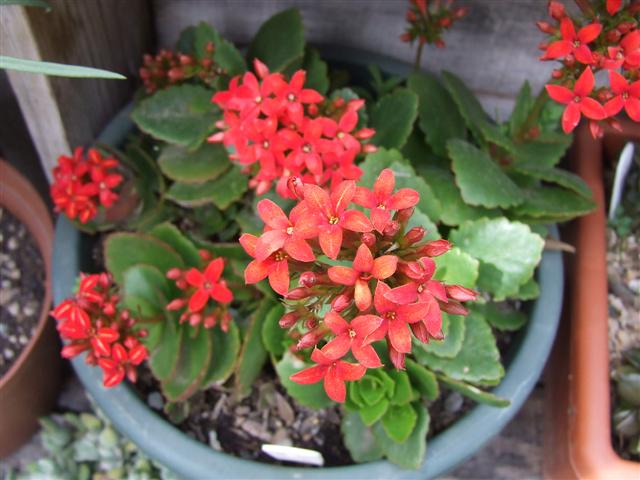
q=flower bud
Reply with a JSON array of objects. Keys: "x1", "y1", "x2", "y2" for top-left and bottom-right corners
[
  {"x1": 179, "y1": 54, "x2": 193, "y2": 66},
  {"x1": 400, "y1": 32, "x2": 412, "y2": 43},
  {"x1": 362, "y1": 144, "x2": 378, "y2": 153},
  {"x1": 299, "y1": 271, "x2": 317, "y2": 288},
  {"x1": 606, "y1": 28, "x2": 621, "y2": 43},
  {"x1": 383, "y1": 220, "x2": 401, "y2": 237},
  {"x1": 548, "y1": 0, "x2": 565, "y2": 20},
  {"x1": 453, "y1": 6, "x2": 467, "y2": 18},
  {"x1": 286, "y1": 287, "x2": 311, "y2": 300},
  {"x1": 307, "y1": 104, "x2": 319, "y2": 116},
  {"x1": 607, "y1": 117, "x2": 623, "y2": 132},
  {"x1": 305, "y1": 317, "x2": 318, "y2": 330},
  {"x1": 411, "y1": 322, "x2": 429, "y2": 344},
  {"x1": 331, "y1": 293, "x2": 351, "y2": 312},
  {"x1": 296, "y1": 330, "x2": 322, "y2": 350},
  {"x1": 389, "y1": 345, "x2": 406, "y2": 370},
  {"x1": 406, "y1": 10, "x2": 417, "y2": 22},
  {"x1": 435, "y1": 39, "x2": 445, "y2": 48},
  {"x1": 439, "y1": 17, "x2": 452, "y2": 28},
  {"x1": 551, "y1": 69, "x2": 563, "y2": 79},
  {"x1": 440, "y1": 300, "x2": 468, "y2": 316},
  {"x1": 403, "y1": 227, "x2": 425, "y2": 245},
  {"x1": 445, "y1": 284, "x2": 478, "y2": 302},
  {"x1": 221, "y1": 312, "x2": 232, "y2": 332},
  {"x1": 395, "y1": 207, "x2": 414, "y2": 224},
  {"x1": 168, "y1": 67, "x2": 184, "y2": 82},
  {"x1": 189, "y1": 313, "x2": 202, "y2": 326},
  {"x1": 536, "y1": 21, "x2": 555, "y2": 34},
  {"x1": 204, "y1": 315, "x2": 217, "y2": 328},
  {"x1": 201, "y1": 58, "x2": 213, "y2": 69},
  {"x1": 176, "y1": 279, "x2": 187, "y2": 290},
  {"x1": 205, "y1": 41, "x2": 215, "y2": 54},
  {"x1": 420, "y1": 239, "x2": 451, "y2": 257},
  {"x1": 279, "y1": 312, "x2": 299, "y2": 328},
  {"x1": 166, "y1": 298, "x2": 186, "y2": 311},
  {"x1": 618, "y1": 21, "x2": 636, "y2": 34},
  {"x1": 287, "y1": 176, "x2": 305, "y2": 200},
  {"x1": 166, "y1": 268, "x2": 182, "y2": 280},
  {"x1": 361, "y1": 232, "x2": 377, "y2": 248},
  {"x1": 198, "y1": 249, "x2": 212, "y2": 261}
]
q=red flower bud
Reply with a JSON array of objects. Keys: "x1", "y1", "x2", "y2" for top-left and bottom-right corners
[
  {"x1": 400, "y1": 32, "x2": 412, "y2": 43},
  {"x1": 618, "y1": 21, "x2": 636, "y2": 34},
  {"x1": 198, "y1": 249, "x2": 212, "y2": 261},
  {"x1": 279, "y1": 312, "x2": 299, "y2": 329},
  {"x1": 286, "y1": 287, "x2": 311, "y2": 300},
  {"x1": 287, "y1": 176, "x2": 305, "y2": 200},
  {"x1": 205, "y1": 41, "x2": 215, "y2": 54},
  {"x1": 548, "y1": 0, "x2": 566, "y2": 21},
  {"x1": 296, "y1": 330, "x2": 322, "y2": 350},
  {"x1": 389, "y1": 344, "x2": 406, "y2": 370},
  {"x1": 445, "y1": 284, "x2": 478, "y2": 302},
  {"x1": 606, "y1": 28, "x2": 621, "y2": 42},
  {"x1": 176, "y1": 279, "x2": 187, "y2": 290},
  {"x1": 536, "y1": 21, "x2": 556, "y2": 34},
  {"x1": 201, "y1": 58, "x2": 213, "y2": 69},
  {"x1": 305, "y1": 317, "x2": 318, "y2": 330},
  {"x1": 420, "y1": 239, "x2": 451, "y2": 257},
  {"x1": 395, "y1": 207, "x2": 414, "y2": 224},
  {"x1": 411, "y1": 322, "x2": 430, "y2": 344},
  {"x1": 383, "y1": 221, "x2": 400, "y2": 237},
  {"x1": 453, "y1": 6, "x2": 467, "y2": 18},
  {"x1": 204, "y1": 315, "x2": 217, "y2": 328},
  {"x1": 166, "y1": 268, "x2": 182, "y2": 280},
  {"x1": 189, "y1": 313, "x2": 202, "y2": 326},
  {"x1": 552, "y1": 69, "x2": 563, "y2": 79},
  {"x1": 179, "y1": 54, "x2": 193, "y2": 66},
  {"x1": 440, "y1": 300, "x2": 469, "y2": 316},
  {"x1": 361, "y1": 232, "x2": 377, "y2": 248},
  {"x1": 168, "y1": 68, "x2": 184, "y2": 82},
  {"x1": 166, "y1": 298, "x2": 186, "y2": 311},
  {"x1": 299, "y1": 271, "x2": 317, "y2": 288},
  {"x1": 403, "y1": 227, "x2": 425, "y2": 245},
  {"x1": 331, "y1": 293, "x2": 351, "y2": 312},
  {"x1": 440, "y1": 17, "x2": 452, "y2": 28},
  {"x1": 435, "y1": 39, "x2": 445, "y2": 49},
  {"x1": 406, "y1": 10, "x2": 417, "y2": 22}
]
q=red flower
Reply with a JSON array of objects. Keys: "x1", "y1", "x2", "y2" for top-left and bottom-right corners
[
  {"x1": 289, "y1": 348, "x2": 366, "y2": 402},
  {"x1": 320, "y1": 311, "x2": 384, "y2": 367},
  {"x1": 265, "y1": 70, "x2": 324, "y2": 126},
  {"x1": 606, "y1": 0, "x2": 622, "y2": 15},
  {"x1": 254, "y1": 199, "x2": 317, "y2": 263},
  {"x1": 353, "y1": 168, "x2": 420, "y2": 233},
  {"x1": 327, "y1": 243, "x2": 398, "y2": 311},
  {"x1": 542, "y1": 17, "x2": 601, "y2": 64},
  {"x1": 604, "y1": 71, "x2": 640, "y2": 121},
  {"x1": 241, "y1": 233, "x2": 291, "y2": 295},
  {"x1": 605, "y1": 31, "x2": 640, "y2": 70},
  {"x1": 371, "y1": 282, "x2": 430, "y2": 353},
  {"x1": 545, "y1": 67, "x2": 607, "y2": 133},
  {"x1": 303, "y1": 181, "x2": 373, "y2": 259},
  {"x1": 185, "y1": 258, "x2": 233, "y2": 312},
  {"x1": 98, "y1": 341, "x2": 148, "y2": 387},
  {"x1": 322, "y1": 103, "x2": 375, "y2": 152}
]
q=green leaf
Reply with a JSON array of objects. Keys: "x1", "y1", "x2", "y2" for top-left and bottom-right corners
[
  {"x1": 382, "y1": 403, "x2": 418, "y2": 444},
  {"x1": 202, "y1": 322, "x2": 241, "y2": 386},
  {"x1": 158, "y1": 143, "x2": 231, "y2": 184},
  {"x1": 407, "y1": 72, "x2": 466, "y2": 157},
  {"x1": 419, "y1": 314, "x2": 504, "y2": 384},
  {"x1": 357, "y1": 374, "x2": 386, "y2": 406},
  {"x1": 261, "y1": 303, "x2": 286, "y2": 356},
  {"x1": 104, "y1": 233, "x2": 184, "y2": 284},
  {"x1": 442, "y1": 71, "x2": 488, "y2": 144},
  {"x1": 413, "y1": 313, "x2": 465, "y2": 359},
  {"x1": 512, "y1": 164, "x2": 592, "y2": 199},
  {"x1": 166, "y1": 180, "x2": 219, "y2": 208},
  {"x1": 437, "y1": 374, "x2": 510, "y2": 407},
  {"x1": 192, "y1": 22, "x2": 246, "y2": 76},
  {"x1": 406, "y1": 208, "x2": 440, "y2": 241},
  {"x1": 509, "y1": 81, "x2": 533, "y2": 135},
  {"x1": 389, "y1": 159, "x2": 443, "y2": 224},
  {"x1": 388, "y1": 370, "x2": 412, "y2": 405},
  {"x1": 450, "y1": 217, "x2": 544, "y2": 299},
  {"x1": 234, "y1": 298, "x2": 275, "y2": 399},
  {"x1": 371, "y1": 89, "x2": 418, "y2": 149},
  {"x1": 405, "y1": 359, "x2": 439, "y2": 400},
  {"x1": 510, "y1": 185, "x2": 596, "y2": 220},
  {"x1": 417, "y1": 164, "x2": 499, "y2": 226},
  {"x1": 448, "y1": 139, "x2": 522, "y2": 209},
  {"x1": 121, "y1": 265, "x2": 170, "y2": 319},
  {"x1": 373, "y1": 403, "x2": 429, "y2": 469},
  {"x1": 149, "y1": 222, "x2": 202, "y2": 268},
  {"x1": 433, "y1": 247, "x2": 479, "y2": 287},
  {"x1": 301, "y1": 48, "x2": 328, "y2": 94},
  {"x1": 131, "y1": 84, "x2": 218, "y2": 150},
  {"x1": 0, "y1": 55, "x2": 124, "y2": 79},
  {"x1": 149, "y1": 317, "x2": 182, "y2": 381},
  {"x1": 471, "y1": 302, "x2": 527, "y2": 331},
  {"x1": 247, "y1": 8, "x2": 305, "y2": 72},
  {"x1": 341, "y1": 411, "x2": 385, "y2": 463},
  {"x1": 275, "y1": 351, "x2": 333, "y2": 409},
  {"x1": 512, "y1": 132, "x2": 572, "y2": 168},
  {"x1": 162, "y1": 324, "x2": 213, "y2": 402},
  {"x1": 359, "y1": 398, "x2": 391, "y2": 427},
  {"x1": 209, "y1": 166, "x2": 249, "y2": 210},
  {"x1": 512, "y1": 276, "x2": 540, "y2": 300}
]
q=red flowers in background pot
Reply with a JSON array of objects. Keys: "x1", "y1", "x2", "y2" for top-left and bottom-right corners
[{"x1": 244, "y1": 168, "x2": 478, "y2": 402}]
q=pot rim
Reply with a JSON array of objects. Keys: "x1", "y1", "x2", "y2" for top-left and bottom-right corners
[{"x1": 0, "y1": 160, "x2": 53, "y2": 390}]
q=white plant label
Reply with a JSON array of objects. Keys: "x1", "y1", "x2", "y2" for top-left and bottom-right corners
[
  {"x1": 609, "y1": 142, "x2": 635, "y2": 220},
  {"x1": 261, "y1": 444, "x2": 325, "y2": 466}
]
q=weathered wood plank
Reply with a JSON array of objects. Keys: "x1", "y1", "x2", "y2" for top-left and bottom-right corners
[
  {"x1": 153, "y1": 0, "x2": 554, "y2": 118},
  {"x1": 1, "y1": 1, "x2": 152, "y2": 180}
]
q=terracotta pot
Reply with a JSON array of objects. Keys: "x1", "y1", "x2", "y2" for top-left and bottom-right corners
[
  {"x1": 0, "y1": 160, "x2": 61, "y2": 458},
  {"x1": 543, "y1": 121, "x2": 640, "y2": 479}
]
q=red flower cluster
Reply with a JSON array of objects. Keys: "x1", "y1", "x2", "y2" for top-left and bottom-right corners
[
  {"x1": 401, "y1": 0, "x2": 467, "y2": 48},
  {"x1": 166, "y1": 251, "x2": 234, "y2": 331},
  {"x1": 52, "y1": 273, "x2": 148, "y2": 387},
  {"x1": 539, "y1": 0, "x2": 640, "y2": 136},
  {"x1": 50, "y1": 147, "x2": 123, "y2": 224},
  {"x1": 209, "y1": 59, "x2": 376, "y2": 198},
  {"x1": 243, "y1": 169, "x2": 477, "y2": 402},
  {"x1": 139, "y1": 42, "x2": 223, "y2": 94}
]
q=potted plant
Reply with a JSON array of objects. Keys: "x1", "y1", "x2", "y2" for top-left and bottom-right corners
[
  {"x1": 51, "y1": 3, "x2": 599, "y2": 477},
  {"x1": 0, "y1": 160, "x2": 61, "y2": 457}
]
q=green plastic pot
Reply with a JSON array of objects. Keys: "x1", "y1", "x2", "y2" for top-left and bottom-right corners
[{"x1": 53, "y1": 50, "x2": 564, "y2": 479}]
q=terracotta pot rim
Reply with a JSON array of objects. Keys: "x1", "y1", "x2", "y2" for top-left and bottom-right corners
[{"x1": 0, "y1": 160, "x2": 54, "y2": 389}]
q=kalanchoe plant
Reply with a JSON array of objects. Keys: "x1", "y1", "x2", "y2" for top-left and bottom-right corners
[
  {"x1": 538, "y1": 0, "x2": 640, "y2": 136},
  {"x1": 612, "y1": 347, "x2": 640, "y2": 459}
]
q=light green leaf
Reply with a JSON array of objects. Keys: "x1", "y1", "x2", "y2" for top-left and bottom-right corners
[
  {"x1": 405, "y1": 359, "x2": 439, "y2": 400},
  {"x1": 0, "y1": 55, "x2": 124, "y2": 79},
  {"x1": 511, "y1": 132, "x2": 572, "y2": 168},
  {"x1": 371, "y1": 89, "x2": 418, "y2": 149},
  {"x1": 247, "y1": 8, "x2": 305, "y2": 72},
  {"x1": 373, "y1": 403, "x2": 429, "y2": 469},
  {"x1": 149, "y1": 222, "x2": 202, "y2": 268},
  {"x1": 166, "y1": 166, "x2": 248, "y2": 210},
  {"x1": 450, "y1": 217, "x2": 544, "y2": 299},
  {"x1": 388, "y1": 370, "x2": 412, "y2": 405},
  {"x1": 471, "y1": 302, "x2": 527, "y2": 331},
  {"x1": 275, "y1": 351, "x2": 333, "y2": 409},
  {"x1": 359, "y1": 398, "x2": 390, "y2": 427},
  {"x1": 341, "y1": 411, "x2": 385, "y2": 463},
  {"x1": 413, "y1": 313, "x2": 465, "y2": 359},
  {"x1": 381, "y1": 403, "x2": 418, "y2": 444},
  {"x1": 158, "y1": 143, "x2": 231, "y2": 184},
  {"x1": 389, "y1": 159, "x2": 442, "y2": 223},
  {"x1": 131, "y1": 84, "x2": 218, "y2": 150},
  {"x1": 437, "y1": 374, "x2": 510, "y2": 407},
  {"x1": 512, "y1": 276, "x2": 540, "y2": 300},
  {"x1": 407, "y1": 72, "x2": 466, "y2": 157},
  {"x1": 121, "y1": 265, "x2": 170, "y2": 319},
  {"x1": 433, "y1": 247, "x2": 479, "y2": 287},
  {"x1": 448, "y1": 139, "x2": 522, "y2": 209}
]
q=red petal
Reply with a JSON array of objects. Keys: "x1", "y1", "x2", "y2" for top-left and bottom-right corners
[
  {"x1": 324, "y1": 310, "x2": 349, "y2": 335},
  {"x1": 319, "y1": 225, "x2": 343, "y2": 259},
  {"x1": 335, "y1": 361, "x2": 367, "y2": 381},
  {"x1": 353, "y1": 243, "x2": 374, "y2": 273},
  {"x1": 290, "y1": 70, "x2": 306, "y2": 91},
  {"x1": 352, "y1": 314, "x2": 384, "y2": 339},
  {"x1": 351, "y1": 342, "x2": 383, "y2": 368},
  {"x1": 328, "y1": 266, "x2": 358, "y2": 285},
  {"x1": 543, "y1": 40, "x2": 572, "y2": 59},
  {"x1": 625, "y1": 97, "x2": 640, "y2": 121},
  {"x1": 300, "y1": 89, "x2": 324, "y2": 103},
  {"x1": 397, "y1": 302, "x2": 429, "y2": 323},
  {"x1": 373, "y1": 281, "x2": 396, "y2": 314},
  {"x1": 354, "y1": 278, "x2": 372, "y2": 311},
  {"x1": 284, "y1": 238, "x2": 315, "y2": 262},
  {"x1": 560, "y1": 17, "x2": 576, "y2": 41},
  {"x1": 374, "y1": 168, "x2": 395, "y2": 201},
  {"x1": 257, "y1": 199, "x2": 289, "y2": 229},
  {"x1": 609, "y1": 71, "x2": 629, "y2": 95},
  {"x1": 574, "y1": 68, "x2": 595, "y2": 97},
  {"x1": 604, "y1": 96, "x2": 625, "y2": 117},
  {"x1": 574, "y1": 44, "x2": 595, "y2": 65},
  {"x1": 387, "y1": 188, "x2": 420, "y2": 210},
  {"x1": 321, "y1": 334, "x2": 351, "y2": 360},
  {"x1": 426, "y1": 280, "x2": 448, "y2": 302},
  {"x1": 387, "y1": 319, "x2": 412, "y2": 353},
  {"x1": 562, "y1": 102, "x2": 582, "y2": 133},
  {"x1": 244, "y1": 259, "x2": 270, "y2": 284},
  {"x1": 290, "y1": 364, "x2": 327, "y2": 384},
  {"x1": 371, "y1": 255, "x2": 398, "y2": 280},
  {"x1": 304, "y1": 184, "x2": 332, "y2": 217},
  {"x1": 352, "y1": 186, "x2": 376, "y2": 208},
  {"x1": 211, "y1": 283, "x2": 233, "y2": 303},
  {"x1": 385, "y1": 282, "x2": 419, "y2": 304},
  {"x1": 423, "y1": 297, "x2": 442, "y2": 336},
  {"x1": 577, "y1": 23, "x2": 602, "y2": 44},
  {"x1": 323, "y1": 366, "x2": 347, "y2": 402},
  {"x1": 341, "y1": 210, "x2": 373, "y2": 233},
  {"x1": 545, "y1": 84, "x2": 574, "y2": 104},
  {"x1": 255, "y1": 230, "x2": 287, "y2": 261},
  {"x1": 185, "y1": 268, "x2": 203, "y2": 287},
  {"x1": 268, "y1": 260, "x2": 290, "y2": 296},
  {"x1": 628, "y1": 80, "x2": 640, "y2": 97},
  {"x1": 204, "y1": 257, "x2": 224, "y2": 282},
  {"x1": 189, "y1": 289, "x2": 209, "y2": 312},
  {"x1": 371, "y1": 207, "x2": 391, "y2": 234},
  {"x1": 606, "y1": 0, "x2": 622, "y2": 15},
  {"x1": 102, "y1": 367, "x2": 125, "y2": 388},
  {"x1": 239, "y1": 233, "x2": 258, "y2": 258},
  {"x1": 580, "y1": 97, "x2": 606, "y2": 120},
  {"x1": 331, "y1": 180, "x2": 356, "y2": 214}
]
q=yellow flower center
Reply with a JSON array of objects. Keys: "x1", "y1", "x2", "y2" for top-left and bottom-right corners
[{"x1": 328, "y1": 216, "x2": 339, "y2": 225}]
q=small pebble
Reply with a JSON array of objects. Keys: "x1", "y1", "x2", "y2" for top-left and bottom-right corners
[
  {"x1": 444, "y1": 392, "x2": 464, "y2": 413},
  {"x1": 147, "y1": 392, "x2": 164, "y2": 410},
  {"x1": 4, "y1": 349, "x2": 14, "y2": 359},
  {"x1": 18, "y1": 335, "x2": 28, "y2": 345},
  {"x1": 7, "y1": 302, "x2": 19, "y2": 317},
  {"x1": 7, "y1": 237, "x2": 18, "y2": 250},
  {"x1": 23, "y1": 301, "x2": 38, "y2": 317}
]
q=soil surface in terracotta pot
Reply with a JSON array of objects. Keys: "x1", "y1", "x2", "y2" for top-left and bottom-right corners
[{"x1": 0, "y1": 207, "x2": 45, "y2": 377}]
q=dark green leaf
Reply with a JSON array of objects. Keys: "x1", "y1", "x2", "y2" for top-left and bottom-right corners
[
  {"x1": 301, "y1": 48, "x2": 329, "y2": 94},
  {"x1": 121, "y1": 264, "x2": 170, "y2": 319},
  {"x1": 158, "y1": 143, "x2": 231, "y2": 184},
  {"x1": 202, "y1": 322, "x2": 241, "y2": 386},
  {"x1": 512, "y1": 164, "x2": 592, "y2": 199},
  {"x1": 192, "y1": 22, "x2": 246, "y2": 76},
  {"x1": 510, "y1": 185, "x2": 596, "y2": 221},
  {"x1": 262, "y1": 303, "x2": 287, "y2": 356},
  {"x1": 511, "y1": 132, "x2": 572, "y2": 168},
  {"x1": 389, "y1": 159, "x2": 442, "y2": 223},
  {"x1": 149, "y1": 317, "x2": 182, "y2": 381},
  {"x1": 471, "y1": 302, "x2": 528, "y2": 331},
  {"x1": 372, "y1": 403, "x2": 429, "y2": 469},
  {"x1": 388, "y1": 370, "x2": 412, "y2": 405},
  {"x1": 209, "y1": 166, "x2": 249, "y2": 210},
  {"x1": 371, "y1": 89, "x2": 418, "y2": 149},
  {"x1": 149, "y1": 222, "x2": 202, "y2": 268},
  {"x1": 247, "y1": 8, "x2": 305, "y2": 72},
  {"x1": 405, "y1": 359, "x2": 439, "y2": 400},
  {"x1": 509, "y1": 81, "x2": 533, "y2": 135},
  {"x1": 442, "y1": 71, "x2": 488, "y2": 145}
]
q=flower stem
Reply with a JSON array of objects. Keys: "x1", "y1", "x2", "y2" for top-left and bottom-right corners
[
  {"x1": 516, "y1": 87, "x2": 550, "y2": 142},
  {"x1": 414, "y1": 41, "x2": 425, "y2": 72}
]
